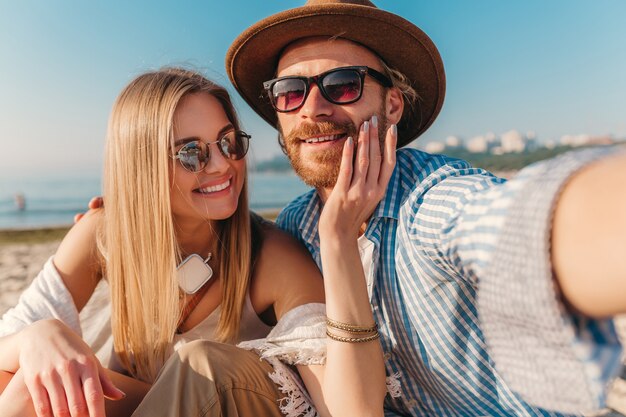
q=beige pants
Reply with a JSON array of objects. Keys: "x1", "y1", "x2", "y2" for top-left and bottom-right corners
[{"x1": 132, "y1": 340, "x2": 285, "y2": 417}]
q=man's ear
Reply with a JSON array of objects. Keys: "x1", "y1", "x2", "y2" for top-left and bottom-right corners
[{"x1": 385, "y1": 87, "x2": 404, "y2": 125}]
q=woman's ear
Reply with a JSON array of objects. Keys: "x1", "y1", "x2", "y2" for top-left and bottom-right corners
[{"x1": 385, "y1": 87, "x2": 404, "y2": 125}]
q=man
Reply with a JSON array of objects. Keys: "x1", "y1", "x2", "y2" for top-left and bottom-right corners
[
  {"x1": 77, "y1": 1, "x2": 624, "y2": 415},
  {"x1": 223, "y1": 0, "x2": 626, "y2": 415}
]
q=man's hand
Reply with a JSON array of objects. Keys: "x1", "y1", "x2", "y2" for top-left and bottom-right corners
[{"x1": 73, "y1": 197, "x2": 104, "y2": 223}]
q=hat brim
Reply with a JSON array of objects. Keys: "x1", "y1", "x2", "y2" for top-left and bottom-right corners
[{"x1": 226, "y1": 3, "x2": 445, "y2": 148}]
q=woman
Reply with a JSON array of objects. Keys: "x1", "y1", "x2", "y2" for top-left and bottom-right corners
[{"x1": 0, "y1": 67, "x2": 397, "y2": 417}]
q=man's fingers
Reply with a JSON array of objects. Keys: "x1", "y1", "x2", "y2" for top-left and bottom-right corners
[
  {"x1": 88, "y1": 197, "x2": 104, "y2": 210},
  {"x1": 76, "y1": 196, "x2": 104, "y2": 224},
  {"x1": 378, "y1": 124, "x2": 397, "y2": 187}
]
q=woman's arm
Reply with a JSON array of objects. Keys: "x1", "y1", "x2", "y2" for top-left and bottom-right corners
[
  {"x1": 0, "y1": 210, "x2": 103, "y2": 372},
  {"x1": 255, "y1": 119, "x2": 396, "y2": 417},
  {"x1": 313, "y1": 119, "x2": 396, "y2": 417},
  {"x1": 0, "y1": 210, "x2": 125, "y2": 417}
]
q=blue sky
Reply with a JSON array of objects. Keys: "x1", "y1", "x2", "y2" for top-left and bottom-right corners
[{"x1": 1, "y1": 1, "x2": 625, "y2": 177}]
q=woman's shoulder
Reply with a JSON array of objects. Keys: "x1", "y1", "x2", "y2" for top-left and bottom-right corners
[
  {"x1": 52, "y1": 209, "x2": 105, "y2": 310},
  {"x1": 55, "y1": 209, "x2": 104, "y2": 261},
  {"x1": 257, "y1": 219, "x2": 306, "y2": 258},
  {"x1": 251, "y1": 215, "x2": 324, "y2": 320}
]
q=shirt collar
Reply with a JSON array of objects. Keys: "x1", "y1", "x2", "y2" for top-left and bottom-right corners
[{"x1": 370, "y1": 164, "x2": 402, "y2": 221}]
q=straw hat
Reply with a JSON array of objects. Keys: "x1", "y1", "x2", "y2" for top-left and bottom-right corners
[{"x1": 225, "y1": 0, "x2": 445, "y2": 147}]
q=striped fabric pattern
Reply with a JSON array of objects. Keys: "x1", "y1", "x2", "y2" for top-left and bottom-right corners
[{"x1": 277, "y1": 147, "x2": 623, "y2": 416}]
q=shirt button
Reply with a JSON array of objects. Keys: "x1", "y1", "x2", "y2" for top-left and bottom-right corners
[
  {"x1": 407, "y1": 399, "x2": 418, "y2": 408},
  {"x1": 383, "y1": 352, "x2": 392, "y2": 361}
]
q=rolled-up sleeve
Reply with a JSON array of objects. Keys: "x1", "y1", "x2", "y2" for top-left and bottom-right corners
[
  {"x1": 402, "y1": 146, "x2": 624, "y2": 413},
  {"x1": 477, "y1": 147, "x2": 624, "y2": 413}
]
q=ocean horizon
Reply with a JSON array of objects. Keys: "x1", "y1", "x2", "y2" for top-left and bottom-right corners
[{"x1": 0, "y1": 171, "x2": 311, "y2": 230}]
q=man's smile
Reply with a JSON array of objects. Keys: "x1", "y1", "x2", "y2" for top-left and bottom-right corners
[{"x1": 301, "y1": 133, "x2": 347, "y2": 144}]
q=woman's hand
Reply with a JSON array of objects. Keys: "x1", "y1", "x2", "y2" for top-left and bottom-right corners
[
  {"x1": 319, "y1": 116, "x2": 397, "y2": 240},
  {"x1": 17, "y1": 319, "x2": 124, "y2": 417}
]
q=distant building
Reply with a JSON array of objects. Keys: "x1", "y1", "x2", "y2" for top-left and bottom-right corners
[
  {"x1": 500, "y1": 130, "x2": 526, "y2": 153},
  {"x1": 445, "y1": 136, "x2": 462, "y2": 149},
  {"x1": 560, "y1": 134, "x2": 590, "y2": 147},
  {"x1": 467, "y1": 135, "x2": 489, "y2": 153},
  {"x1": 421, "y1": 130, "x2": 617, "y2": 156},
  {"x1": 424, "y1": 141, "x2": 446, "y2": 154},
  {"x1": 586, "y1": 135, "x2": 614, "y2": 146},
  {"x1": 525, "y1": 131, "x2": 539, "y2": 151}
]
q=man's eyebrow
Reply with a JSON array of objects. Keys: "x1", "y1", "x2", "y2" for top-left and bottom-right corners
[{"x1": 173, "y1": 123, "x2": 234, "y2": 147}]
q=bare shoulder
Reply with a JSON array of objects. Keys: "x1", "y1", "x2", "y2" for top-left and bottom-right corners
[
  {"x1": 256, "y1": 224, "x2": 319, "y2": 281},
  {"x1": 250, "y1": 223, "x2": 325, "y2": 320},
  {"x1": 53, "y1": 209, "x2": 104, "y2": 310}
]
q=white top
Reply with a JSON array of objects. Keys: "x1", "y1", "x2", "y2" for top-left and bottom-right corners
[
  {"x1": 0, "y1": 257, "x2": 272, "y2": 371},
  {"x1": 172, "y1": 291, "x2": 272, "y2": 352}
]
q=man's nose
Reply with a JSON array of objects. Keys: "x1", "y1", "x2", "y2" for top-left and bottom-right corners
[{"x1": 299, "y1": 84, "x2": 333, "y2": 120}]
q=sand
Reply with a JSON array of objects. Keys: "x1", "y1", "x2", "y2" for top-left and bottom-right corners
[
  {"x1": 1, "y1": 239, "x2": 625, "y2": 414},
  {"x1": 0, "y1": 241, "x2": 60, "y2": 313}
]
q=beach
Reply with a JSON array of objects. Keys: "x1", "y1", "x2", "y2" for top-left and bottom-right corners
[
  {"x1": 1, "y1": 229, "x2": 625, "y2": 414},
  {"x1": 0, "y1": 238, "x2": 62, "y2": 313}
]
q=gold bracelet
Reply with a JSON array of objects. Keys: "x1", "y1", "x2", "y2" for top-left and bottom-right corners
[
  {"x1": 326, "y1": 317, "x2": 378, "y2": 333},
  {"x1": 326, "y1": 329, "x2": 380, "y2": 343}
]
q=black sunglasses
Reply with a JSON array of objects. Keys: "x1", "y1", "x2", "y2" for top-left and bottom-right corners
[
  {"x1": 263, "y1": 66, "x2": 393, "y2": 113},
  {"x1": 173, "y1": 130, "x2": 251, "y2": 173}
]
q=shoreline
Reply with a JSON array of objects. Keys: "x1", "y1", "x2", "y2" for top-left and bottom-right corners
[
  {"x1": 0, "y1": 209, "x2": 281, "y2": 245},
  {"x1": 0, "y1": 208, "x2": 281, "y2": 314}
]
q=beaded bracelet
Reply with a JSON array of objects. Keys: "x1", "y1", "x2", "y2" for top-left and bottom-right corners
[
  {"x1": 326, "y1": 329, "x2": 380, "y2": 343},
  {"x1": 326, "y1": 317, "x2": 378, "y2": 333}
]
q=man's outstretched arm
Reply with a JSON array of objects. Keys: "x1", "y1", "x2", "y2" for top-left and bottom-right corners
[{"x1": 552, "y1": 152, "x2": 626, "y2": 317}]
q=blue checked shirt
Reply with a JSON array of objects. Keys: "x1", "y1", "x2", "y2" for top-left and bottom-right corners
[{"x1": 276, "y1": 147, "x2": 624, "y2": 416}]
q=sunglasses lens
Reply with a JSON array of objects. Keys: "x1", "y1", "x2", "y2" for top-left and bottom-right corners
[
  {"x1": 322, "y1": 69, "x2": 362, "y2": 103},
  {"x1": 177, "y1": 141, "x2": 206, "y2": 172},
  {"x1": 220, "y1": 131, "x2": 250, "y2": 160},
  {"x1": 271, "y1": 79, "x2": 306, "y2": 111}
]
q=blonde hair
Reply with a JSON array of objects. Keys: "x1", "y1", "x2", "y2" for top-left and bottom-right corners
[{"x1": 102, "y1": 68, "x2": 253, "y2": 382}]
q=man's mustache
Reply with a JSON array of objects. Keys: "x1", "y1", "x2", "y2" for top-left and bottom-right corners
[{"x1": 284, "y1": 121, "x2": 358, "y2": 145}]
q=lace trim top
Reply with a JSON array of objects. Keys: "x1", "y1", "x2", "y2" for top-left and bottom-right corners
[{"x1": 238, "y1": 303, "x2": 401, "y2": 417}]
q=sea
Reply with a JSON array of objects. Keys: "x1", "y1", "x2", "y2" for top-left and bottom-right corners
[{"x1": 0, "y1": 172, "x2": 312, "y2": 230}]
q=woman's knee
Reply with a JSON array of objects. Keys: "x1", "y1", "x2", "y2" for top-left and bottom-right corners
[
  {"x1": 172, "y1": 340, "x2": 231, "y2": 379},
  {"x1": 170, "y1": 340, "x2": 279, "y2": 394}
]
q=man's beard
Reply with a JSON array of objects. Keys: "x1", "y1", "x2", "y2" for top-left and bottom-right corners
[{"x1": 279, "y1": 111, "x2": 388, "y2": 189}]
